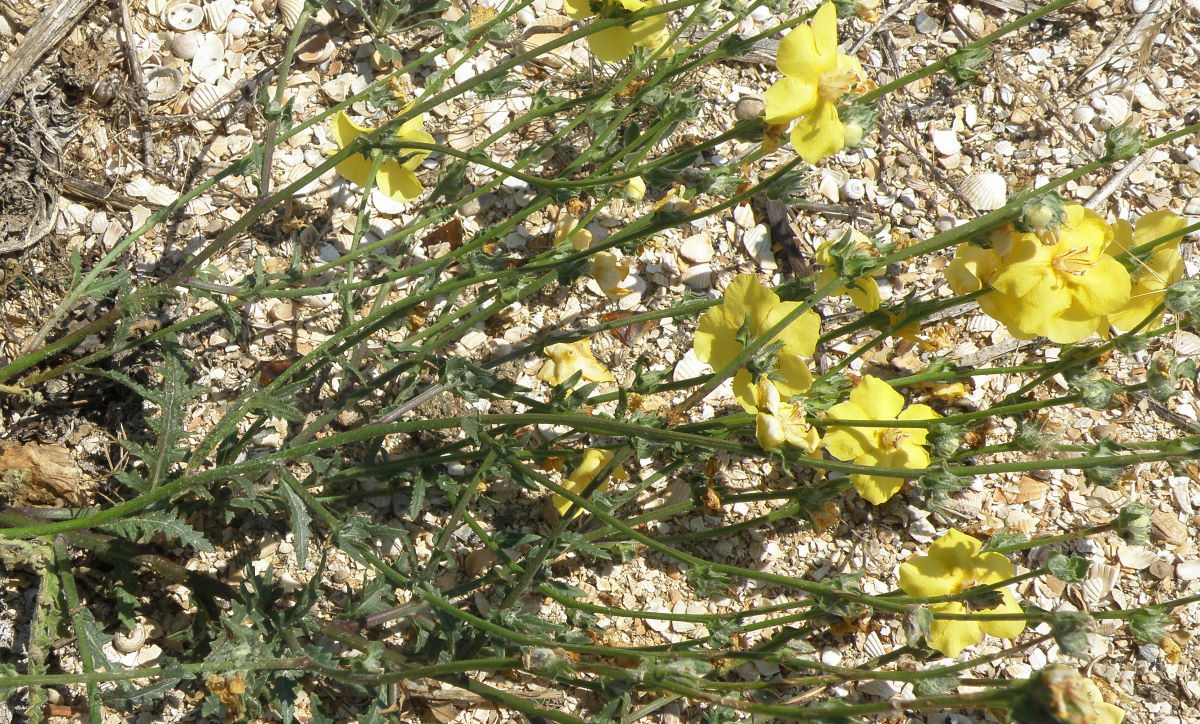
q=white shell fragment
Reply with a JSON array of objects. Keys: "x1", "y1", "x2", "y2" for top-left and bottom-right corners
[
  {"x1": 143, "y1": 66, "x2": 184, "y2": 101},
  {"x1": 672, "y1": 348, "x2": 710, "y2": 382},
  {"x1": 682, "y1": 263, "x2": 712, "y2": 290},
  {"x1": 190, "y1": 32, "x2": 226, "y2": 84},
  {"x1": 1117, "y1": 546, "x2": 1158, "y2": 570},
  {"x1": 297, "y1": 33, "x2": 336, "y2": 64},
  {"x1": 171, "y1": 31, "x2": 203, "y2": 59},
  {"x1": 841, "y1": 178, "x2": 866, "y2": 201},
  {"x1": 742, "y1": 224, "x2": 777, "y2": 270},
  {"x1": 189, "y1": 82, "x2": 233, "y2": 119},
  {"x1": 279, "y1": 0, "x2": 305, "y2": 29},
  {"x1": 961, "y1": 172, "x2": 1007, "y2": 210},
  {"x1": 679, "y1": 233, "x2": 714, "y2": 263},
  {"x1": 931, "y1": 128, "x2": 961, "y2": 156},
  {"x1": 162, "y1": 0, "x2": 204, "y2": 31},
  {"x1": 1081, "y1": 562, "x2": 1120, "y2": 604},
  {"x1": 203, "y1": 0, "x2": 235, "y2": 31}
]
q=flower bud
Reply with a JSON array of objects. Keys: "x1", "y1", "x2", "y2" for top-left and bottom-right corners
[
  {"x1": 1115, "y1": 502, "x2": 1152, "y2": 546},
  {"x1": 1015, "y1": 191, "x2": 1067, "y2": 233},
  {"x1": 1104, "y1": 122, "x2": 1143, "y2": 161},
  {"x1": 1166, "y1": 279, "x2": 1200, "y2": 322},
  {"x1": 756, "y1": 412, "x2": 786, "y2": 451},
  {"x1": 622, "y1": 176, "x2": 647, "y2": 203},
  {"x1": 842, "y1": 121, "x2": 864, "y2": 149}
]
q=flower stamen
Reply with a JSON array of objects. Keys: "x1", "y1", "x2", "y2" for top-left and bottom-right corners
[
  {"x1": 817, "y1": 68, "x2": 857, "y2": 103},
  {"x1": 1051, "y1": 246, "x2": 1096, "y2": 276}
]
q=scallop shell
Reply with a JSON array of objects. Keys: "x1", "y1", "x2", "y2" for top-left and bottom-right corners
[
  {"x1": 681, "y1": 262, "x2": 712, "y2": 290},
  {"x1": 965, "y1": 314, "x2": 999, "y2": 332},
  {"x1": 672, "y1": 349, "x2": 710, "y2": 383},
  {"x1": 143, "y1": 66, "x2": 184, "y2": 102},
  {"x1": 1081, "y1": 561, "x2": 1119, "y2": 604},
  {"x1": 296, "y1": 33, "x2": 335, "y2": 64},
  {"x1": 961, "y1": 172, "x2": 1007, "y2": 210},
  {"x1": 162, "y1": 0, "x2": 204, "y2": 31},
  {"x1": 278, "y1": 0, "x2": 305, "y2": 29},
  {"x1": 189, "y1": 82, "x2": 233, "y2": 119},
  {"x1": 204, "y1": 0, "x2": 235, "y2": 31},
  {"x1": 741, "y1": 223, "x2": 776, "y2": 270},
  {"x1": 679, "y1": 232, "x2": 713, "y2": 263},
  {"x1": 171, "y1": 30, "x2": 203, "y2": 59}
]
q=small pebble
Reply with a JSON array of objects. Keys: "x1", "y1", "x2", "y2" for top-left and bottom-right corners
[{"x1": 734, "y1": 96, "x2": 765, "y2": 121}]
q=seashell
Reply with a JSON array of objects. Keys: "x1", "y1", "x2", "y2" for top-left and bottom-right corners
[
  {"x1": 682, "y1": 262, "x2": 712, "y2": 290},
  {"x1": 1081, "y1": 561, "x2": 1119, "y2": 604},
  {"x1": 734, "y1": 96, "x2": 765, "y2": 122},
  {"x1": 1071, "y1": 106, "x2": 1096, "y2": 125},
  {"x1": 1117, "y1": 545, "x2": 1158, "y2": 570},
  {"x1": 162, "y1": 0, "x2": 204, "y2": 31},
  {"x1": 931, "y1": 128, "x2": 961, "y2": 156},
  {"x1": 514, "y1": 15, "x2": 575, "y2": 65},
  {"x1": 1150, "y1": 510, "x2": 1188, "y2": 545},
  {"x1": 171, "y1": 30, "x2": 203, "y2": 59},
  {"x1": 1004, "y1": 509, "x2": 1037, "y2": 533},
  {"x1": 672, "y1": 348, "x2": 710, "y2": 382},
  {"x1": 841, "y1": 178, "x2": 866, "y2": 201},
  {"x1": 204, "y1": 0, "x2": 235, "y2": 31},
  {"x1": 145, "y1": 184, "x2": 179, "y2": 206},
  {"x1": 113, "y1": 624, "x2": 149, "y2": 654},
  {"x1": 862, "y1": 631, "x2": 886, "y2": 659},
  {"x1": 0, "y1": 14, "x2": 13, "y2": 37},
  {"x1": 190, "y1": 33, "x2": 226, "y2": 84},
  {"x1": 858, "y1": 679, "x2": 899, "y2": 698},
  {"x1": 143, "y1": 66, "x2": 184, "y2": 102},
  {"x1": 226, "y1": 15, "x2": 250, "y2": 38},
  {"x1": 1100, "y1": 94, "x2": 1130, "y2": 127},
  {"x1": 960, "y1": 172, "x2": 1007, "y2": 210},
  {"x1": 278, "y1": 0, "x2": 305, "y2": 29},
  {"x1": 296, "y1": 33, "x2": 336, "y2": 64},
  {"x1": 818, "y1": 174, "x2": 840, "y2": 202},
  {"x1": 1177, "y1": 560, "x2": 1200, "y2": 581},
  {"x1": 741, "y1": 223, "x2": 776, "y2": 270},
  {"x1": 189, "y1": 82, "x2": 233, "y2": 119},
  {"x1": 965, "y1": 314, "x2": 999, "y2": 332},
  {"x1": 1172, "y1": 331, "x2": 1200, "y2": 356},
  {"x1": 679, "y1": 233, "x2": 713, "y2": 263}
]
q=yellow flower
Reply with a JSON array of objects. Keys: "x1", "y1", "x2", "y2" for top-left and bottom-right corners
[
  {"x1": 749, "y1": 377, "x2": 820, "y2": 452},
  {"x1": 981, "y1": 205, "x2": 1131, "y2": 343},
  {"x1": 563, "y1": 0, "x2": 668, "y2": 63},
  {"x1": 1102, "y1": 210, "x2": 1187, "y2": 332},
  {"x1": 822, "y1": 375, "x2": 940, "y2": 505},
  {"x1": 591, "y1": 251, "x2": 633, "y2": 300},
  {"x1": 553, "y1": 448, "x2": 628, "y2": 517},
  {"x1": 898, "y1": 529, "x2": 1026, "y2": 657},
  {"x1": 539, "y1": 339, "x2": 615, "y2": 386},
  {"x1": 556, "y1": 216, "x2": 593, "y2": 251},
  {"x1": 1077, "y1": 677, "x2": 1126, "y2": 724},
  {"x1": 815, "y1": 232, "x2": 883, "y2": 312},
  {"x1": 693, "y1": 274, "x2": 820, "y2": 404},
  {"x1": 331, "y1": 110, "x2": 434, "y2": 202},
  {"x1": 764, "y1": 2, "x2": 865, "y2": 163}
]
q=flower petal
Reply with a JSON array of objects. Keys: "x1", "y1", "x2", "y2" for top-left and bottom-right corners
[
  {"x1": 563, "y1": 0, "x2": 594, "y2": 19},
  {"x1": 926, "y1": 602, "x2": 982, "y2": 658},
  {"x1": 976, "y1": 588, "x2": 1027, "y2": 639},
  {"x1": 398, "y1": 128, "x2": 435, "y2": 170},
  {"x1": 776, "y1": 23, "x2": 826, "y2": 81},
  {"x1": 1064, "y1": 255, "x2": 1130, "y2": 315},
  {"x1": 764, "y1": 303, "x2": 821, "y2": 357},
  {"x1": 774, "y1": 354, "x2": 815, "y2": 398},
  {"x1": 764, "y1": 76, "x2": 819, "y2": 125},
  {"x1": 822, "y1": 401, "x2": 869, "y2": 460},
  {"x1": 899, "y1": 551, "x2": 960, "y2": 598},
  {"x1": 927, "y1": 529, "x2": 983, "y2": 572},
  {"x1": 809, "y1": 2, "x2": 839, "y2": 61},
  {"x1": 722, "y1": 274, "x2": 781, "y2": 336},
  {"x1": 589, "y1": 26, "x2": 635, "y2": 62},
  {"x1": 376, "y1": 165, "x2": 424, "y2": 202},
  {"x1": 851, "y1": 472, "x2": 904, "y2": 505},
  {"x1": 849, "y1": 375, "x2": 905, "y2": 421},
  {"x1": 789, "y1": 100, "x2": 845, "y2": 164}
]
